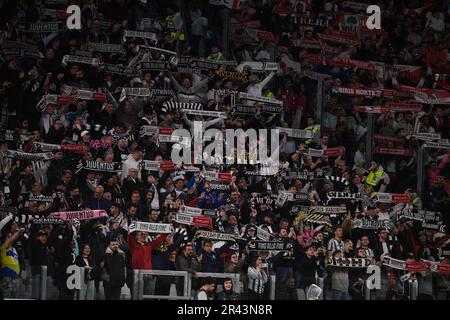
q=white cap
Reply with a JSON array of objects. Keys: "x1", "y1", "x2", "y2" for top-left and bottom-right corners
[
  {"x1": 173, "y1": 175, "x2": 185, "y2": 182},
  {"x1": 81, "y1": 130, "x2": 90, "y2": 137},
  {"x1": 130, "y1": 77, "x2": 143, "y2": 86}
]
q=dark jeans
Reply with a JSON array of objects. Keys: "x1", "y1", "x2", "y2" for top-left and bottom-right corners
[
  {"x1": 104, "y1": 282, "x2": 122, "y2": 300},
  {"x1": 418, "y1": 294, "x2": 434, "y2": 300},
  {"x1": 276, "y1": 267, "x2": 293, "y2": 286},
  {"x1": 248, "y1": 289, "x2": 265, "y2": 300},
  {"x1": 332, "y1": 289, "x2": 349, "y2": 300}
]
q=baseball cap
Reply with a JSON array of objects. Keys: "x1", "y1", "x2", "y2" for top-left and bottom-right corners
[
  {"x1": 173, "y1": 175, "x2": 185, "y2": 182},
  {"x1": 81, "y1": 130, "x2": 90, "y2": 137}
]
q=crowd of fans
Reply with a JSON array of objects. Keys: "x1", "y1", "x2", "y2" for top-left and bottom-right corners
[{"x1": 0, "y1": 0, "x2": 449, "y2": 300}]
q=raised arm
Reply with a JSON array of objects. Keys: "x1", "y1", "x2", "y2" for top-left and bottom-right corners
[
  {"x1": 214, "y1": 240, "x2": 233, "y2": 256},
  {"x1": 258, "y1": 72, "x2": 275, "y2": 90},
  {"x1": 204, "y1": 117, "x2": 223, "y2": 128},
  {"x1": 192, "y1": 76, "x2": 210, "y2": 92},
  {"x1": 0, "y1": 214, "x2": 13, "y2": 232},
  {"x1": 127, "y1": 232, "x2": 137, "y2": 251},
  {"x1": 169, "y1": 73, "x2": 184, "y2": 93},
  {"x1": 3, "y1": 228, "x2": 24, "y2": 249},
  {"x1": 313, "y1": 224, "x2": 326, "y2": 233},
  {"x1": 105, "y1": 88, "x2": 119, "y2": 109},
  {"x1": 127, "y1": 51, "x2": 144, "y2": 67},
  {"x1": 182, "y1": 112, "x2": 194, "y2": 128},
  {"x1": 149, "y1": 233, "x2": 169, "y2": 250}
]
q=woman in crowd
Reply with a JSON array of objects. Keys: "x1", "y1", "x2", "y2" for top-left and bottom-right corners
[
  {"x1": 246, "y1": 255, "x2": 268, "y2": 300},
  {"x1": 75, "y1": 243, "x2": 96, "y2": 300}
]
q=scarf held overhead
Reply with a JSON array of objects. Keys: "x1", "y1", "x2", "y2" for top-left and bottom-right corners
[{"x1": 49, "y1": 210, "x2": 108, "y2": 221}]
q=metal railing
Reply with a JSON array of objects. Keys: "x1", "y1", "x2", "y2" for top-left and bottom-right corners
[
  {"x1": 195, "y1": 272, "x2": 241, "y2": 294},
  {"x1": 316, "y1": 277, "x2": 324, "y2": 300},
  {"x1": 25, "y1": 266, "x2": 425, "y2": 300},
  {"x1": 408, "y1": 279, "x2": 418, "y2": 300},
  {"x1": 364, "y1": 280, "x2": 372, "y2": 300},
  {"x1": 77, "y1": 266, "x2": 86, "y2": 300},
  {"x1": 40, "y1": 265, "x2": 47, "y2": 300},
  {"x1": 131, "y1": 270, "x2": 243, "y2": 300},
  {"x1": 136, "y1": 269, "x2": 191, "y2": 300},
  {"x1": 269, "y1": 275, "x2": 276, "y2": 300}
]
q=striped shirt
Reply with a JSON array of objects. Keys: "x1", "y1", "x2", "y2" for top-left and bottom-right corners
[
  {"x1": 362, "y1": 247, "x2": 375, "y2": 259},
  {"x1": 327, "y1": 238, "x2": 344, "y2": 255},
  {"x1": 247, "y1": 267, "x2": 268, "y2": 294}
]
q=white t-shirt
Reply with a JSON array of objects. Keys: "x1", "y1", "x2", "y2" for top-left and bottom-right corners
[{"x1": 196, "y1": 290, "x2": 208, "y2": 300}]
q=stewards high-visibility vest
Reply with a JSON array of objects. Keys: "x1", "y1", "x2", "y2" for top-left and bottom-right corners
[
  {"x1": 366, "y1": 167, "x2": 384, "y2": 187},
  {"x1": 304, "y1": 125, "x2": 319, "y2": 145},
  {"x1": 412, "y1": 195, "x2": 421, "y2": 205},
  {"x1": 263, "y1": 91, "x2": 273, "y2": 98},
  {"x1": 166, "y1": 13, "x2": 185, "y2": 41},
  {"x1": 207, "y1": 52, "x2": 223, "y2": 61}
]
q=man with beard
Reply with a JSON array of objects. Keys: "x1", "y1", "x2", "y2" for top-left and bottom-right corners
[
  {"x1": 101, "y1": 238, "x2": 127, "y2": 300},
  {"x1": 66, "y1": 187, "x2": 82, "y2": 210}
]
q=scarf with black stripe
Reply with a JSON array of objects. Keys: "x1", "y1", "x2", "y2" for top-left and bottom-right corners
[
  {"x1": 76, "y1": 160, "x2": 121, "y2": 174},
  {"x1": 161, "y1": 101, "x2": 202, "y2": 113}
]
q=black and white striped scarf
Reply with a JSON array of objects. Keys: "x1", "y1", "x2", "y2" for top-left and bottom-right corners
[
  {"x1": 32, "y1": 160, "x2": 50, "y2": 188},
  {"x1": 1, "y1": 149, "x2": 54, "y2": 161},
  {"x1": 19, "y1": 193, "x2": 56, "y2": 210},
  {"x1": 161, "y1": 101, "x2": 202, "y2": 113},
  {"x1": 326, "y1": 191, "x2": 361, "y2": 204},
  {"x1": 173, "y1": 227, "x2": 188, "y2": 247},
  {"x1": 84, "y1": 123, "x2": 107, "y2": 133},
  {"x1": 75, "y1": 160, "x2": 121, "y2": 174},
  {"x1": 324, "y1": 175, "x2": 349, "y2": 186}
]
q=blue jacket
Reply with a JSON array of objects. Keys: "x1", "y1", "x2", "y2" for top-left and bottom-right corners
[
  {"x1": 83, "y1": 197, "x2": 112, "y2": 211},
  {"x1": 197, "y1": 181, "x2": 228, "y2": 209}
]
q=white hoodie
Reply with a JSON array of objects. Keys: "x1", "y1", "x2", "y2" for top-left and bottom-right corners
[{"x1": 121, "y1": 154, "x2": 141, "y2": 181}]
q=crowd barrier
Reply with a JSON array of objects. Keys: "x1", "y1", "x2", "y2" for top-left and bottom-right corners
[{"x1": 17, "y1": 266, "x2": 423, "y2": 300}]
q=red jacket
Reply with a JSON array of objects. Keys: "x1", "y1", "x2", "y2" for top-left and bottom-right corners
[{"x1": 127, "y1": 233, "x2": 168, "y2": 270}]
